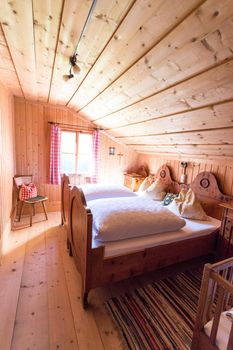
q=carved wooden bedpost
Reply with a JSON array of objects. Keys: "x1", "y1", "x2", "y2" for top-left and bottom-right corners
[{"x1": 69, "y1": 187, "x2": 93, "y2": 308}]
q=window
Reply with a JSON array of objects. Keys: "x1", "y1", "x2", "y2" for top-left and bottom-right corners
[
  {"x1": 78, "y1": 133, "x2": 92, "y2": 175},
  {"x1": 60, "y1": 130, "x2": 92, "y2": 175},
  {"x1": 60, "y1": 131, "x2": 76, "y2": 173}
]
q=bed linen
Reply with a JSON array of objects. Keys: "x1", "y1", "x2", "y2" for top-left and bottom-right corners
[
  {"x1": 88, "y1": 196, "x2": 185, "y2": 242},
  {"x1": 204, "y1": 308, "x2": 233, "y2": 350},
  {"x1": 92, "y1": 216, "x2": 220, "y2": 257},
  {"x1": 79, "y1": 183, "x2": 136, "y2": 202}
]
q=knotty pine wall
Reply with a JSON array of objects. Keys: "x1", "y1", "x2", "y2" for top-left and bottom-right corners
[
  {"x1": 0, "y1": 82, "x2": 15, "y2": 259},
  {"x1": 138, "y1": 154, "x2": 233, "y2": 197},
  {"x1": 14, "y1": 98, "x2": 138, "y2": 212}
]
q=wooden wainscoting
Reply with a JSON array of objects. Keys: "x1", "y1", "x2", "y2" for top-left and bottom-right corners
[{"x1": 137, "y1": 154, "x2": 233, "y2": 197}]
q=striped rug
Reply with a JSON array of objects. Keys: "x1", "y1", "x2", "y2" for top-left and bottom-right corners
[{"x1": 106, "y1": 270, "x2": 202, "y2": 350}]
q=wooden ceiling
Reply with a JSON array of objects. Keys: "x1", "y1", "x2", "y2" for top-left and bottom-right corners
[{"x1": 0, "y1": 0, "x2": 233, "y2": 160}]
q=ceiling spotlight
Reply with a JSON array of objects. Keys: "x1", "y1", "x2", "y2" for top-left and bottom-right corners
[
  {"x1": 70, "y1": 54, "x2": 81, "y2": 75},
  {"x1": 62, "y1": 67, "x2": 74, "y2": 82}
]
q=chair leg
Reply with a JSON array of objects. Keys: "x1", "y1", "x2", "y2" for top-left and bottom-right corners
[
  {"x1": 32, "y1": 203, "x2": 35, "y2": 216},
  {"x1": 30, "y1": 205, "x2": 33, "y2": 226},
  {"x1": 42, "y1": 201, "x2": 48, "y2": 220},
  {"x1": 18, "y1": 201, "x2": 24, "y2": 222}
]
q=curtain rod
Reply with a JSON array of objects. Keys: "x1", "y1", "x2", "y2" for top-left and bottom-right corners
[{"x1": 48, "y1": 121, "x2": 103, "y2": 131}]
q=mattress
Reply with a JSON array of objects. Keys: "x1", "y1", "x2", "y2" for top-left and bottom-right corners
[
  {"x1": 92, "y1": 216, "x2": 220, "y2": 258},
  {"x1": 204, "y1": 308, "x2": 233, "y2": 350}
]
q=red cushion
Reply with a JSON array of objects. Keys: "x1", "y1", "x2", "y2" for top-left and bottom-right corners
[{"x1": 19, "y1": 183, "x2": 37, "y2": 200}]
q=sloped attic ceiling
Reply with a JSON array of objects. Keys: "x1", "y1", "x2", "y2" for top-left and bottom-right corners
[{"x1": 0, "y1": 0, "x2": 233, "y2": 160}]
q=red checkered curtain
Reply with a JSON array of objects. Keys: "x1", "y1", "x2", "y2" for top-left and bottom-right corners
[
  {"x1": 49, "y1": 124, "x2": 61, "y2": 185},
  {"x1": 91, "y1": 129, "x2": 100, "y2": 183}
]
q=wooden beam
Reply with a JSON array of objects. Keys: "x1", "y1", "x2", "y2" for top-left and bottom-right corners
[
  {"x1": 133, "y1": 144, "x2": 233, "y2": 158},
  {"x1": 109, "y1": 101, "x2": 233, "y2": 137},
  {"x1": 121, "y1": 127, "x2": 233, "y2": 145}
]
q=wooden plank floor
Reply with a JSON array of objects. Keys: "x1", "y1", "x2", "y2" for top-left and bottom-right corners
[
  {"x1": 0, "y1": 212, "x2": 208, "y2": 350},
  {"x1": 0, "y1": 212, "x2": 123, "y2": 350}
]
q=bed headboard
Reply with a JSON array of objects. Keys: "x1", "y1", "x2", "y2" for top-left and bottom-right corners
[
  {"x1": 154, "y1": 165, "x2": 184, "y2": 193},
  {"x1": 154, "y1": 165, "x2": 233, "y2": 219},
  {"x1": 190, "y1": 171, "x2": 233, "y2": 219}
]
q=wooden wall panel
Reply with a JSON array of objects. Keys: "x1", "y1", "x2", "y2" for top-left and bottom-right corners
[
  {"x1": 0, "y1": 82, "x2": 15, "y2": 259},
  {"x1": 14, "y1": 98, "x2": 138, "y2": 212},
  {"x1": 137, "y1": 154, "x2": 233, "y2": 196},
  {"x1": 99, "y1": 132, "x2": 138, "y2": 184}
]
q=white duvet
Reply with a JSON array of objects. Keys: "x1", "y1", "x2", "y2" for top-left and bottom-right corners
[
  {"x1": 80, "y1": 183, "x2": 136, "y2": 202},
  {"x1": 88, "y1": 197, "x2": 186, "y2": 242}
]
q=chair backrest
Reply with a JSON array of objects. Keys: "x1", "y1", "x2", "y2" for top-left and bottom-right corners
[{"x1": 14, "y1": 175, "x2": 33, "y2": 188}]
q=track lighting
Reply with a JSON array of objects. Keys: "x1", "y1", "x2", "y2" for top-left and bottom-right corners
[
  {"x1": 70, "y1": 55, "x2": 81, "y2": 74},
  {"x1": 63, "y1": 67, "x2": 74, "y2": 82},
  {"x1": 63, "y1": 0, "x2": 97, "y2": 82}
]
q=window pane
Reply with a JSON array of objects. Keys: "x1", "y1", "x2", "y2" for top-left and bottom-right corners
[
  {"x1": 61, "y1": 131, "x2": 76, "y2": 153},
  {"x1": 78, "y1": 154, "x2": 92, "y2": 174},
  {"x1": 61, "y1": 153, "x2": 76, "y2": 173},
  {"x1": 78, "y1": 133, "x2": 92, "y2": 154}
]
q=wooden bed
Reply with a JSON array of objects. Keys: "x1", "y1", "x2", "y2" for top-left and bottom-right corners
[
  {"x1": 64, "y1": 165, "x2": 233, "y2": 307},
  {"x1": 191, "y1": 257, "x2": 233, "y2": 350}
]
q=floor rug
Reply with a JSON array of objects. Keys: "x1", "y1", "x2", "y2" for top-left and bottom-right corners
[{"x1": 106, "y1": 270, "x2": 203, "y2": 350}]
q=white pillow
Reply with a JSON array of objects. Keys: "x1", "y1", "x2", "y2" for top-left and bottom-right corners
[
  {"x1": 168, "y1": 188, "x2": 208, "y2": 221},
  {"x1": 137, "y1": 177, "x2": 151, "y2": 192},
  {"x1": 182, "y1": 189, "x2": 208, "y2": 220},
  {"x1": 167, "y1": 188, "x2": 187, "y2": 215},
  {"x1": 141, "y1": 178, "x2": 166, "y2": 201}
]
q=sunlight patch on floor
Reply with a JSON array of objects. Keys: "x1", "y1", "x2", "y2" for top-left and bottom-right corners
[{"x1": 2, "y1": 212, "x2": 60, "y2": 255}]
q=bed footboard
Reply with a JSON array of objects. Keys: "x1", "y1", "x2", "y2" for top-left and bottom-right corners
[
  {"x1": 191, "y1": 257, "x2": 233, "y2": 350},
  {"x1": 69, "y1": 187, "x2": 104, "y2": 307}
]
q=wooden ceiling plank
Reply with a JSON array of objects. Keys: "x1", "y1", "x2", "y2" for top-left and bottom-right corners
[
  {"x1": 68, "y1": 0, "x2": 203, "y2": 111},
  {"x1": 33, "y1": 0, "x2": 63, "y2": 102},
  {"x1": 78, "y1": 0, "x2": 233, "y2": 120},
  {"x1": 49, "y1": 0, "x2": 133, "y2": 105},
  {"x1": 90, "y1": 59, "x2": 233, "y2": 129},
  {"x1": 0, "y1": 24, "x2": 22, "y2": 96},
  {"x1": 135, "y1": 149, "x2": 233, "y2": 162},
  {"x1": 0, "y1": 0, "x2": 37, "y2": 99},
  {"x1": 109, "y1": 101, "x2": 233, "y2": 137},
  {"x1": 120, "y1": 128, "x2": 233, "y2": 146},
  {"x1": 134, "y1": 144, "x2": 233, "y2": 157}
]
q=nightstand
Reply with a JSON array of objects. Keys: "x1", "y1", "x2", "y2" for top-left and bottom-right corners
[
  {"x1": 124, "y1": 174, "x2": 146, "y2": 192},
  {"x1": 218, "y1": 203, "x2": 233, "y2": 258}
]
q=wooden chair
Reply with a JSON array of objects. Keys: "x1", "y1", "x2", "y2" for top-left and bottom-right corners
[{"x1": 13, "y1": 175, "x2": 48, "y2": 226}]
